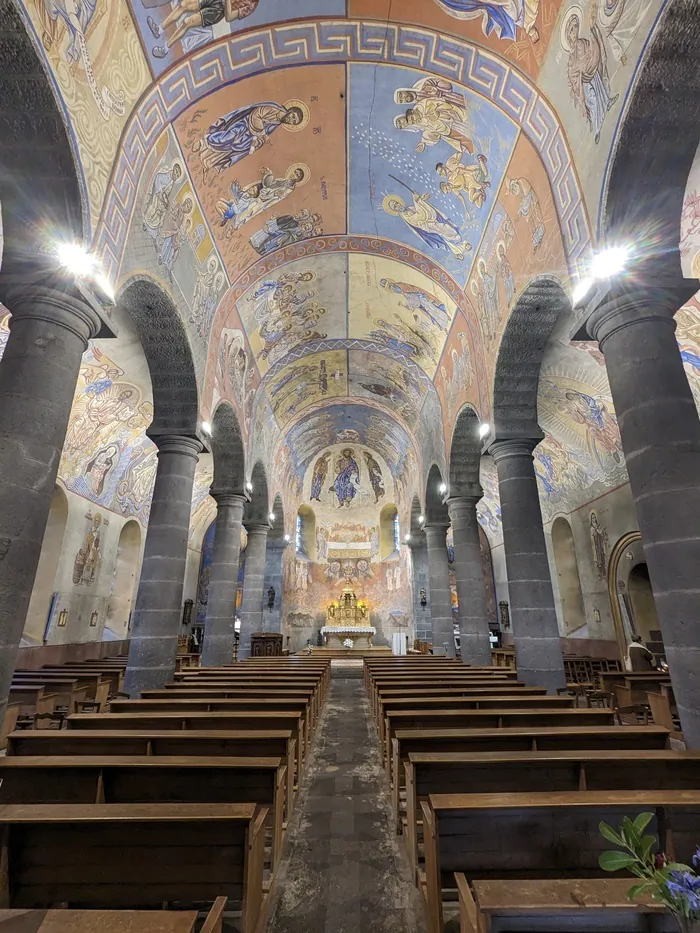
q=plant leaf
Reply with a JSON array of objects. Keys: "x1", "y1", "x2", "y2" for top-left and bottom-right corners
[
  {"x1": 627, "y1": 882, "x2": 652, "y2": 902},
  {"x1": 640, "y1": 835, "x2": 657, "y2": 862},
  {"x1": 633, "y1": 813, "x2": 654, "y2": 835},
  {"x1": 599, "y1": 851, "x2": 639, "y2": 872},
  {"x1": 623, "y1": 816, "x2": 641, "y2": 850},
  {"x1": 600, "y1": 821, "x2": 626, "y2": 847}
]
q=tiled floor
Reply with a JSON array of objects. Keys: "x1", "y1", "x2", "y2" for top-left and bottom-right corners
[{"x1": 266, "y1": 661, "x2": 428, "y2": 933}]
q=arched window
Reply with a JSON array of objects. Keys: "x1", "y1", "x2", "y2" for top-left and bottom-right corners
[
  {"x1": 551, "y1": 517, "x2": 586, "y2": 635},
  {"x1": 105, "y1": 520, "x2": 142, "y2": 637},
  {"x1": 379, "y1": 504, "x2": 399, "y2": 560},
  {"x1": 296, "y1": 505, "x2": 316, "y2": 559}
]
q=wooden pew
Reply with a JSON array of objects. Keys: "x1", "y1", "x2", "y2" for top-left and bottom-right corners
[
  {"x1": 12, "y1": 678, "x2": 90, "y2": 716},
  {"x1": 373, "y1": 687, "x2": 548, "y2": 728},
  {"x1": 65, "y1": 710, "x2": 306, "y2": 780},
  {"x1": 0, "y1": 899, "x2": 227, "y2": 933},
  {"x1": 647, "y1": 684, "x2": 681, "y2": 738},
  {"x1": 147, "y1": 686, "x2": 320, "y2": 728},
  {"x1": 368, "y1": 676, "x2": 518, "y2": 718},
  {"x1": 455, "y1": 877, "x2": 672, "y2": 933},
  {"x1": 0, "y1": 756, "x2": 287, "y2": 870},
  {"x1": 403, "y1": 749, "x2": 700, "y2": 876},
  {"x1": 389, "y1": 725, "x2": 671, "y2": 832},
  {"x1": 22, "y1": 670, "x2": 111, "y2": 708},
  {"x1": 377, "y1": 696, "x2": 575, "y2": 745},
  {"x1": 0, "y1": 803, "x2": 267, "y2": 932},
  {"x1": 109, "y1": 697, "x2": 314, "y2": 748},
  {"x1": 8, "y1": 686, "x2": 57, "y2": 722},
  {"x1": 383, "y1": 708, "x2": 615, "y2": 771},
  {"x1": 421, "y1": 789, "x2": 700, "y2": 933}
]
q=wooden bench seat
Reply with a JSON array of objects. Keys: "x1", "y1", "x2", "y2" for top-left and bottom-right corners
[
  {"x1": 0, "y1": 756, "x2": 286, "y2": 869},
  {"x1": 369, "y1": 676, "x2": 518, "y2": 717},
  {"x1": 0, "y1": 898, "x2": 226, "y2": 933},
  {"x1": 455, "y1": 877, "x2": 672, "y2": 933},
  {"x1": 147, "y1": 686, "x2": 320, "y2": 727},
  {"x1": 370, "y1": 682, "x2": 531, "y2": 719},
  {"x1": 383, "y1": 708, "x2": 615, "y2": 770},
  {"x1": 6, "y1": 729, "x2": 298, "y2": 818},
  {"x1": 404, "y1": 748, "x2": 700, "y2": 875},
  {"x1": 421, "y1": 789, "x2": 700, "y2": 933},
  {"x1": 0, "y1": 803, "x2": 267, "y2": 932},
  {"x1": 389, "y1": 725, "x2": 671, "y2": 832},
  {"x1": 65, "y1": 710, "x2": 306, "y2": 780},
  {"x1": 20, "y1": 671, "x2": 111, "y2": 708}
]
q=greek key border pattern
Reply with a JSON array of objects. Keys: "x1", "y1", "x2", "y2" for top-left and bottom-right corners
[{"x1": 94, "y1": 19, "x2": 591, "y2": 280}]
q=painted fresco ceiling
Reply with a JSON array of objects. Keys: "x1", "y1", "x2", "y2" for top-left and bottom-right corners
[{"x1": 9, "y1": 0, "x2": 700, "y2": 538}]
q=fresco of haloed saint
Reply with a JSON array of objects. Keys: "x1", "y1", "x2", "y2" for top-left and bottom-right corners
[
  {"x1": 348, "y1": 349, "x2": 430, "y2": 429},
  {"x1": 265, "y1": 350, "x2": 348, "y2": 427},
  {"x1": 348, "y1": 254, "x2": 457, "y2": 378},
  {"x1": 129, "y1": 0, "x2": 346, "y2": 76},
  {"x1": 136, "y1": 128, "x2": 227, "y2": 343},
  {"x1": 174, "y1": 65, "x2": 346, "y2": 279},
  {"x1": 348, "y1": 63, "x2": 518, "y2": 288},
  {"x1": 19, "y1": 0, "x2": 150, "y2": 225},
  {"x1": 237, "y1": 255, "x2": 347, "y2": 377},
  {"x1": 434, "y1": 312, "x2": 481, "y2": 439}
]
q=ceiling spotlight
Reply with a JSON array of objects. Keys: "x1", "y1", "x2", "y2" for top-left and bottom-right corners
[
  {"x1": 572, "y1": 278, "x2": 593, "y2": 306},
  {"x1": 201, "y1": 421, "x2": 212, "y2": 436},
  {"x1": 246, "y1": 481, "x2": 253, "y2": 491},
  {"x1": 590, "y1": 246, "x2": 630, "y2": 281},
  {"x1": 404, "y1": 533, "x2": 411, "y2": 542},
  {"x1": 438, "y1": 482, "x2": 447, "y2": 494},
  {"x1": 284, "y1": 534, "x2": 291, "y2": 542},
  {"x1": 478, "y1": 422, "x2": 490, "y2": 439},
  {"x1": 418, "y1": 514, "x2": 425, "y2": 524},
  {"x1": 269, "y1": 512, "x2": 276, "y2": 521}
]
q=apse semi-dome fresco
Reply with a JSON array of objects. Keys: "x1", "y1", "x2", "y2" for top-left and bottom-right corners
[{"x1": 2, "y1": 0, "x2": 699, "y2": 651}]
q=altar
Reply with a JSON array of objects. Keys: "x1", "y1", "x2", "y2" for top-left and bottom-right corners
[{"x1": 321, "y1": 586, "x2": 376, "y2": 649}]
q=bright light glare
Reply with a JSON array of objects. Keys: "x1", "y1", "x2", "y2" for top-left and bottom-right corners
[
  {"x1": 201, "y1": 421, "x2": 212, "y2": 436},
  {"x1": 438, "y1": 482, "x2": 447, "y2": 494},
  {"x1": 478, "y1": 422, "x2": 490, "y2": 439},
  {"x1": 418, "y1": 514, "x2": 425, "y2": 523},
  {"x1": 246, "y1": 481, "x2": 253, "y2": 491},
  {"x1": 284, "y1": 534, "x2": 291, "y2": 542},
  {"x1": 590, "y1": 246, "x2": 630, "y2": 281},
  {"x1": 94, "y1": 271, "x2": 116, "y2": 303},
  {"x1": 56, "y1": 242, "x2": 96, "y2": 277},
  {"x1": 269, "y1": 512, "x2": 276, "y2": 521},
  {"x1": 572, "y1": 278, "x2": 593, "y2": 306},
  {"x1": 404, "y1": 533, "x2": 411, "y2": 542}
]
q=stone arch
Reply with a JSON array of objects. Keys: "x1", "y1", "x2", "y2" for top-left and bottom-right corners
[
  {"x1": 492, "y1": 276, "x2": 571, "y2": 440},
  {"x1": 424, "y1": 464, "x2": 448, "y2": 525},
  {"x1": 210, "y1": 401, "x2": 245, "y2": 495},
  {"x1": 0, "y1": 2, "x2": 87, "y2": 274},
  {"x1": 409, "y1": 494, "x2": 425, "y2": 537},
  {"x1": 105, "y1": 520, "x2": 142, "y2": 639},
  {"x1": 600, "y1": 0, "x2": 700, "y2": 288},
  {"x1": 628, "y1": 563, "x2": 661, "y2": 647},
  {"x1": 551, "y1": 516, "x2": 586, "y2": 636},
  {"x1": 23, "y1": 484, "x2": 69, "y2": 646},
  {"x1": 245, "y1": 460, "x2": 269, "y2": 526},
  {"x1": 116, "y1": 276, "x2": 200, "y2": 438},
  {"x1": 449, "y1": 405, "x2": 483, "y2": 496}
]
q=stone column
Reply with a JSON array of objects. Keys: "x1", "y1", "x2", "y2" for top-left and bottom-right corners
[
  {"x1": 423, "y1": 522, "x2": 455, "y2": 657},
  {"x1": 0, "y1": 284, "x2": 101, "y2": 725},
  {"x1": 489, "y1": 439, "x2": 566, "y2": 693},
  {"x1": 576, "y1": 285, "x2": 700, "y2": 746},
  {"x1": 201, "y1": 491, "x2": 246, "y2": 667},
  {"x1": 124, "y1": 435, "x2": 202, "y2": 696},
  {"x1": 263, "y1": 542, "x2": 286, "y2": 634},
  {"x1": 238, "y1": 522, "x2": 270, "y2": 660},
  {"x1": 408, "y1": 538, "x2": 431, "y2": 644},
  {"x1": 447, "y1": 494, "x2": 492, "y2": 666}
]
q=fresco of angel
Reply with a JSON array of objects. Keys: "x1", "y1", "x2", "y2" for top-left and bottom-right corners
[
  {"x1": 394, "y1": 99, "x2": 475, "y2": 154},
  {"x1": 436, "y1": 153, "x2": 490, "y2": 214}
]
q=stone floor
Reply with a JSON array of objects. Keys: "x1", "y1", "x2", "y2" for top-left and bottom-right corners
[{"x1": 265, "y1": 660, "x2": 428, "y2": 933}]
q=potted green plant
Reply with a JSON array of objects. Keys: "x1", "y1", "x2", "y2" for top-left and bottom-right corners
[{"x1": 599, "y1": 812, "x2": 700, "y2": 932}]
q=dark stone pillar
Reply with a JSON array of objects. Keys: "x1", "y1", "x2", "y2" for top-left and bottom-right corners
[
  {"x1": 489, "y1": 439, "x2": 566, "y2": 693},
  {"x1": 238, "y1": 522, "x2": 270, "y2": 660},
  {"x1": 408, "y1": 538, "x2": 431, "y2": 644},
  {"x1": 201, "y1": 491, "x2": 246, "y2": 667},
  {"x1": 0, "y1": 285, "x2": 101, "y2": 723},
  {"x1": 447, "y1": 494, "x2": 492, "y2": 666},
  {"x1": 124, "y1": 435, "x2": 202, "y2": 696},
  {"x1": 263, "y1": 542, "x2": 286, "y2": 634},
  {"x1": 423, "y1": 522, "x2": 455, "y2": 657},
  {"x1": 576, "y1": 285, "x2": 700, "y2": 746}
]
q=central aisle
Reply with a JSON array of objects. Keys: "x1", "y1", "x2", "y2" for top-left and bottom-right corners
[{"x1": 266, "y1": 660, "x2": 427, "y2": 933}]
